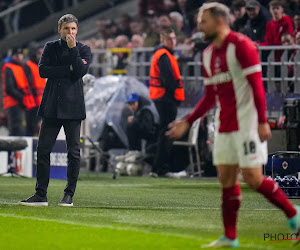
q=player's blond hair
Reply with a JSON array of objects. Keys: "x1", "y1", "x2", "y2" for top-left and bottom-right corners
[{"x1": 198, "y1": 2, "x2": 230, "y2": 25}]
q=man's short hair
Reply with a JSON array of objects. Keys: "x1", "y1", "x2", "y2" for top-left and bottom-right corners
[
  {"x1": 58, "y1": 14, "x2": 78, "y2": 29},
  {"x1": 231, "y1": 0, "x2": 246, "y2": 11},
  {"x1": 11, "y1": 47, "x2": 23, "y2": 55},
  {"x1": 269, "y1": 0, "x2": 285, "y2": 8},
  {"x1": 198, "y1": 2, "x2": 231, "y2": 25},
  {"x1": 160, "y1": 27, "x2": 175, "y2": 39}
]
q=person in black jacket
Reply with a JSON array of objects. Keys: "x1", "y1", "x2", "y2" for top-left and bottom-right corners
[
  {"x1": 19, "y1": 14, "x2": 91, "y2": 207},
  {"x1": 244, "y1": 0, "x2": 271, "y2": 42},
  {"x1": 126, "y1": 93, "x2": 159, "y2": 151}
]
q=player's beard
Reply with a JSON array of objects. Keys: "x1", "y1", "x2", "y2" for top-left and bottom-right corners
[{"x1": 202, "y1": 31, "x2": 217, "y2": 42}]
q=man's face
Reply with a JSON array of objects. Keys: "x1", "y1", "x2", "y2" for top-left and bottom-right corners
[
  {"x1": 131, "y1": 35, "x2": 144, "y2": 48},
  {"x1": 281, "y1": 34, "x2": 294, "y2": 45},
  {"x1": 158, "y1": 16, "x2": 171, "y2": 28},
  {"x1": 130, "y1": 22, "x2": 142, "y2": 34},
  {"x1": 198, "y1": 10, "x2": 218, "y2": 41},
  {"x1": 233, "y1": 7, "x2": 246, "y2": 19},
  {"x1": 294, "y1": 15, "x2": 300, "y2": 28},
  {"x1": 12, "y1": 53, "x2": 23, "y2": 63},
  {"x1": 246, "y1": 6, "x2": 260, "y2": 19},
  {"x1": 161, "y1": 32, "x2": 177, "y2": 50},
  {"x1": 58, "y1": 22, "x2": 78, "y2": 40},
  {"x1": 128, "y1": 101, "x2": 138, "y2": 113},
  {"x1": 270, "y1": 5, "x2": 283, "y2": 21}
]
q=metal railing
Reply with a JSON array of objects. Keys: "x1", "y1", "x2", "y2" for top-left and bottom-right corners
[{"x1": 89, "y1": 45, "x2": 300, "y2": 94}]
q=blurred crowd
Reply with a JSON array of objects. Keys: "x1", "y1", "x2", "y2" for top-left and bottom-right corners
[{"x1": 80, "y1": 0, "x2": 300, "y2": 53}]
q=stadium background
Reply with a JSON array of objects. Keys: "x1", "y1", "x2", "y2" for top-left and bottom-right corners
[{"x1": 0, "y1": 0, "x2": 300, "y2": 249}]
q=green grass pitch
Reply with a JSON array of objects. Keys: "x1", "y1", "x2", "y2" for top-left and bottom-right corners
[{"x1": 0, "y1": 173, "x2": 299, "y2": 249}]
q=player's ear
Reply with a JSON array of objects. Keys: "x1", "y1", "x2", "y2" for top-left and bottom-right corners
[{"x1": 216, "y1": 17, "x2": 223, "y2": 25}]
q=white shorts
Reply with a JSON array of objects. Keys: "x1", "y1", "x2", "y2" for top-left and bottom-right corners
[{"x1": 213, "y1": 129, "x2": 268, "y2": 168}]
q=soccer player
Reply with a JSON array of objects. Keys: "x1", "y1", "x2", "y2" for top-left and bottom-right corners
[{"x1": 167, "y1": 2, "x2": 300, "y2": 248}]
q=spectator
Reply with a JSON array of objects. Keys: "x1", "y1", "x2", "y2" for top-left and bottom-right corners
[
  {"x1": 281, "y1": 32, "x2": 295, "y2": 46},
  {"x1": 143, "y1": 12, "x2": 161, "y2": 47},
  {"x1": 158, "y1": 14, "x2": 172, "y2": 30},
  {"x1": 114, "y1": 35, "x2": 130, "y2": 71},
  {"x1": 172, "y1": 0, "x2": 199, "y2": 35},
  {"x1": 129, "y1": 17, "x2": 144, "y2": 36},
  {"x1": 116, "y1": 14, "x2": 132, "y2": 38},
  {"x1": 2, "y1": 48, "x2": 36, "y2": 136},
  {"x1": 260, "y1": 0, "x2": 294, "y2": 61},
  {"x1": 158, "y1": 14, "x2": 185, "y2": 38},
  {"x1": 126, "y1": 93, "x2": 159, "y2": 151},
  {"x1": 281, "y1": 32, "x2": 296, "y2": 92},
  {"x1": 106, "y1": 38, "x2": 116, "y2": 49},
  {"x1": 169, "y1": 11, "x2": 187, "y2": 35},
  {"x1": 105, "y1": 19, "x2": 118, "y2": 39},
  {"x1": 294, "y1": 12, "x2": 300, "y2": 34},
  {"x1": 96, "y1": 18, "x2": 110, "y2": 39},
  {"x1": 244, "y1": 0, "x2": 271, "y2": 42},
  {"x1": 115, "y1": 35, "x2": 129, "y2": 48},
  {"x1": 231, "y1": 0, "x2": 248, "y2": 34},
  {"x1": 131, "y1": 34, "x2": 144, "y2": 48}
]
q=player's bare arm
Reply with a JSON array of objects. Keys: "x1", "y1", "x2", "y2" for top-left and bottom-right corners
[
  {"x1": 258, "y1": 122, "x2": 271, "y2": 142},
  {"x1": 166, "y1": 120, "x2": 190, "y2": 139}
]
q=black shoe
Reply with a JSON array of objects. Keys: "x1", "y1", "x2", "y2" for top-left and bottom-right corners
[
  {"x1": 58, "y1": 194, "x2": 73, "y2": 207},
  {"x1": 19, "y1": 194, "x2": 48, "y2": 207}
]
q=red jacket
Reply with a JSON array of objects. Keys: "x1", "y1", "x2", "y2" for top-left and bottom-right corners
[{"x1": 260, "y1": 15, "x2": 294, "y2": 61}]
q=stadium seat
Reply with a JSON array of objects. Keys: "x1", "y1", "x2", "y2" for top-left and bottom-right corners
[{"x1": 173, "y1": 118, "x2": 202, "y2": 177}]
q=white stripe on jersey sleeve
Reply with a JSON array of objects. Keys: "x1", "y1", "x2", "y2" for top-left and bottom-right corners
[{"x1": 242, "y1": 64, "x2": 262, "y2": 77}]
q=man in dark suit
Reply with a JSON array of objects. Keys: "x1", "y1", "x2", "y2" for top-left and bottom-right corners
[{"x1": 19, "y1": 14, "x2": 91, "y2": 207}]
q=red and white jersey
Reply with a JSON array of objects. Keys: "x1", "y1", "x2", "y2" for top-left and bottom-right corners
[{"x1": 186, "y1": 31, "x2": 267, "y2": 133}]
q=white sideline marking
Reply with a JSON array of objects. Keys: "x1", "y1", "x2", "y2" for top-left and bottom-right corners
[
  {"x1": 0, "y1": 212, "x2": 277, "y2": 249},
  {"x1": 0, "y1": 202, "x2": 280, "y2": 211}
]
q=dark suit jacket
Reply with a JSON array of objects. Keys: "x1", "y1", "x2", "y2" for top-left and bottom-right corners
[{"x1": 38, "y1": 39, "x2": 91, "y2": 120}]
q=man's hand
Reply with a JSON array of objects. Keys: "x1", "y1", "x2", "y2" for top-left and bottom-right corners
[
  {"x1": 166, "y1": 120, "x2": 190, "y2": 139},
  {"x1": 128, "y1": 116, "x2": 134, "y2": 123},
  {"x1": 258, "y1": 122, "x2": 271, "y2": 142},
  {"x1": 66, "y1": 34, "x2": 76, "y2": 48},
  {"x1": 82, "y1": 59, "x2": 87, "y2": 64}
]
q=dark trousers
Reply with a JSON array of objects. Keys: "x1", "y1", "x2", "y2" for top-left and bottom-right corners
[
  {"x1": 7, "y1": 105, "x2": 26, "y2": 136},
  {"x1": 127, "y1": 125, "x2": 157, "y2": 151},
  {"x1": 127, "y1": 125, "x2": 143, "y2": 151},
  {"x1": 26, "y1": 107, "x2": 40, "y2": 136},
  {"x1": 35, "y1": 118, "x2": 81, "y2": 197},
  {"x1": 152, "y1": 101, "x2": 177, "y2": 175}
]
